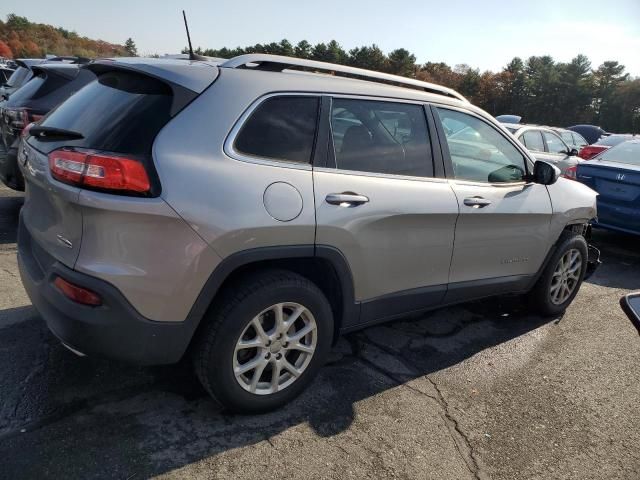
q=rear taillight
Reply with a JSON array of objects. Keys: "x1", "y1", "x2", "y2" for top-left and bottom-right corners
[
  {"x1": 579, "y1": 146, "x2": 607, "y2": 160},
  {"x1": 562, "y1": 166, "x2": 577, "y2": 180},
  {"x1": 54, "y1": 277, "x2": 102, "y2": 306},
  {"x1": 6, "y1": 108, "x2": 43, "y2": 132},
  {"x1": 48, "y1": 149, "x2": 151, "y2": 195}
]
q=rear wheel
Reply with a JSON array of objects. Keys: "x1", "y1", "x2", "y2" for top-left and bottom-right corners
[
  {"x1": 193, "y1": 270, "x2": 333, "y2": 413},
  {"x1": 529, "y1": 232, "x2": 588, "y2": 316}
]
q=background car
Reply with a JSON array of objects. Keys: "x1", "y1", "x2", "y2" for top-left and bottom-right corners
[
  {"x1": 0, "y1": 56, "x2": 89, "y2": 100},
  {"x1": 0, "y1": 65, "x2": 15, "y2": 85},
  {"x1": 0, "y1": 63, "x2": 96, "y2": 190},
  {"x1": 567, "y1": 124, "x2": 608, "y2": 144},
  {"x1": 578, "y1": 134, "x2": 636, "y2": 160},
  {"x1": 550, "y1": 127, "x2": 588, "y2": 151},
  {"x1": 502, "y1": 123, "x2": 582, "y2": 177},
  {"x1": 576, "y1": 139, "x2": 640, "y2": 235}
]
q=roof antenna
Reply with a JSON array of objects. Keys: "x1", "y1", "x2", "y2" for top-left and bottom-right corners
[{"x1": 182, "y1": 10, "x2": 206, "y2": 61}]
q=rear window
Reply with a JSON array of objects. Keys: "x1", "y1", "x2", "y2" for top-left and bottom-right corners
[
  {"x1": 34, "y1": 70, "x2": 173, "y2": 155},
  {"x1": 234, "y1": 96, "x2": 319, "y2": 163},
  {"x1": 596, "y1": 135, "x2": 633, "y2": 147},
  {"x1": 7, "y1": 73, "x2": 68, "y2": 104},
  {"x1": 599, "y1": 142, "x2": 640, "y2": 166},
  {"x1": 6, "y1": 66, "x2": 32, "y2": 88}
]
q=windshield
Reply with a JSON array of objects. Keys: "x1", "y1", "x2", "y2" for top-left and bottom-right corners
[
  {"x1": 5, "y1": 66, "x2": 32, "y2": 88},
  {"x1": 598, "y1": 141, "x2": 640, "y2": 166}
]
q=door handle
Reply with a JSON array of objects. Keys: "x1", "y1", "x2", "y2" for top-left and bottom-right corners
[
  {"x1": 326, "y1": 192, "x2": 369, "y2": 206},
  {"x1": 463, "y1": 196, "x2": 492, "y2": 208}
]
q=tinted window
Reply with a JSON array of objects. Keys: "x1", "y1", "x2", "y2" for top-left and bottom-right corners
[
  {"x1": 599, "y1": 141, "x2": 640, "y2": 166},
  {"x1": 235, "y1": 96, "x2": 319, "y2": 163},
  {"x1": 33, "y1": 70, "x2": 173, "y2": 155},
  {"x1": 522, "y1": 130, "x2": 545, "y2": 152},
  {"x1": 6, "y1": 73, "x2": 68, "y2": 104},
  {"x1": 543, "y1": 131, "x2": 568, "y2": 153},
  {"x1": 331, "y1": 98, "x2": 433, "y2": 177},
  {"x1": 436, "y1": 108, "x2": 526, "y2": 183}
]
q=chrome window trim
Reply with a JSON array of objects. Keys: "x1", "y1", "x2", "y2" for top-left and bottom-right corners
[{"x1": 224, "y1": 92, "x2": 321, "y2": 171}]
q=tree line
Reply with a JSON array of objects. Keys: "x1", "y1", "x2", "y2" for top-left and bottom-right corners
[
  {"x1": 189, "y1": 40, "x2": 640, "y2": 133},
  {"x1": 0, "y1": 14, "x2": 129, "y2": 60}
]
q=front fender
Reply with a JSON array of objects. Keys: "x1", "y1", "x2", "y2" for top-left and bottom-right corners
[{"x1": 546, "y1": 178, "x2": 598, "y2": 246}]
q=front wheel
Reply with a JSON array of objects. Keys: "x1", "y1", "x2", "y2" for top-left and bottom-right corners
[
  {"x1": 529, "y1": 232, "x2": 588, "y2": 317},
  {"x1": 193, "y1": 270, "x2": 333, "y2": 413}
]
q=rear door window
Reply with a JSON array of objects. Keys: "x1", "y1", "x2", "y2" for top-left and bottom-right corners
[
  {"x1": 543, "y1": 131, "x2": 567, "y2": 153},
  {"x1": 330, "y1": 98, "x2": 434, "y2": 177},
  {"x1": 572, "y1": 133, "x2": 587, "y2": 147},
  {"x1": 560, "y1": 132, "x2": 574, "y2": 145},
  {"x1": 234, "y1": 96, "x2": 319, "y2": 164},
  {"x1": 522, "y1": 130, "x2": 545, "y2": 152},
  {"x1": 30, "y1": 70, "x2": 173, "y2": 155}
]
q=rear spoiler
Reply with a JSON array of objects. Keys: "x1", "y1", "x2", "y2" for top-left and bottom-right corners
[
  {"x1": 87, "y1": 60, "x2": 217, "y2": 116},
  {"x1": 31, "y1": 64, "x2": 81, "y2": 81}
]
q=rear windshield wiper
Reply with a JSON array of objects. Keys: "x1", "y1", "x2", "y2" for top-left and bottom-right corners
[{"x1": 29, "y1": 126, "x2": 84, "y2": 140}]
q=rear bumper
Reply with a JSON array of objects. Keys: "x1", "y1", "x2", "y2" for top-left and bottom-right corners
[
  {"x1": 17, "y1": 215, "x2": 194, "y2": 365},
  {"x1": 595, "y1": 202, "x2": 640, "y2": 236}
]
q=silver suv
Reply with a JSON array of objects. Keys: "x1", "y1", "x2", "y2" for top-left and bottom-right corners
[{"x1": 17, "y1": 55, "x2": 598, "y2": 412}]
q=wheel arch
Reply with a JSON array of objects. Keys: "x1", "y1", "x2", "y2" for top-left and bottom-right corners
[{"x1": 183, "y1": 245, "x2": 357, "y2": 354}]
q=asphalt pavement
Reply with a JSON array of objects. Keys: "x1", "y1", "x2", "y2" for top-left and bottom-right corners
[{"x1": 0, "y1": 184, "x2": 639, "y2": 479}]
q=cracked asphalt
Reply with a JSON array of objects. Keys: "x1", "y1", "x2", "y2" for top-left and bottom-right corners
[{"x1": 1, "y1": 183, "x2": 639, "y2": 479}]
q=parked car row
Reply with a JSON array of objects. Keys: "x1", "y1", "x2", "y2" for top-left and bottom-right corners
[
  {"x1": 501, "y1": 123, "x2": 584, "y2": 177},
  {"x1": 12, "y1": 53, "x2": 602, "y2": 412},
  {"x1": 0, "y1": 56, "x2": 93, "y2": 190}
]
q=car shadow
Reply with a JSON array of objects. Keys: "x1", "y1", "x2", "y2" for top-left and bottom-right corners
[
  {"x1": 0, "y1": 193, "x2": 23, "y2": 245},
  {"x1": 586, "y1": 229, "x2": 640, "y2": 290},
  {"x1": 0, "y1": 295, "x2": 554, "y2": 478}
]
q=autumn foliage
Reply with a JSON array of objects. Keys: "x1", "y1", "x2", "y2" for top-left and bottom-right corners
[{"x1": 0, "y1": 13, "x2": 127, "y2": 59}]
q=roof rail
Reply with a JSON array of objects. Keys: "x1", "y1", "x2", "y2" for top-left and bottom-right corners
[{"x1": 220, "y1": 54, "x2": 468, "y2": 102}]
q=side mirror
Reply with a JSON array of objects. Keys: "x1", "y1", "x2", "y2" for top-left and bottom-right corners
[
  {"x1": 530, "y1": 160, "x2": 561, "y2": 185},
  {"x1": 620, "y1": 293, "x2": 640, "y2": 335},
  {"x1": 567, "y1": 148, "x2": 579, "y2": 156}
]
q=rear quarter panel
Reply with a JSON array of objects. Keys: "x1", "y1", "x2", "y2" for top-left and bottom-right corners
[{"x1": 152, "y1": 69, "x2": 317, "y2": 259}]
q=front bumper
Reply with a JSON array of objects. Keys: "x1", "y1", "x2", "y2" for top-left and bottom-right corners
[{"x1": 17, "y1": 216, "x2": 195, "y2": 365}]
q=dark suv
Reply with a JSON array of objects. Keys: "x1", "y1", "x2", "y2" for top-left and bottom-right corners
[{"x1": 0, "y1": 63, "x2": 95, "y2": 190}]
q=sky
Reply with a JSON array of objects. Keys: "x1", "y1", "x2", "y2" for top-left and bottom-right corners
[{"x1": 1, "y1": 0, "x2": 639, "y2": 75}]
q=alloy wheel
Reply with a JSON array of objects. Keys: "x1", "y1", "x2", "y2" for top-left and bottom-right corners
[
  {"x1": 550, "y1": 248, "x2": 582, "y2": 305},
  {"x1": 233, "y1": 302, "x2": 317, "y2": 395}
]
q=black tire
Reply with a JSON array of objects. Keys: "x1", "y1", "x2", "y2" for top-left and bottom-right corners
[
  {"x1": 528, "y1": 231, "x2": 588, "y2": 317},
  {"x1": 193, "y1": 269, "x2": 333, "y2": 413}
]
